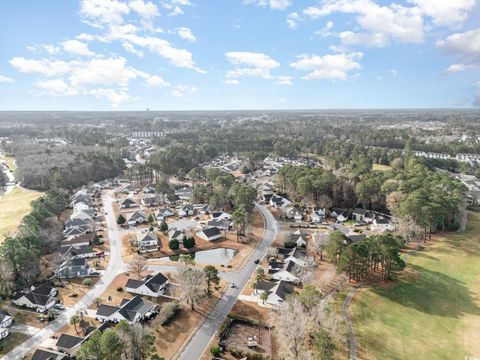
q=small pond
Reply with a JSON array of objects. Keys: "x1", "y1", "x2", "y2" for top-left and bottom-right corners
[{"x1": 160, "y1": 248, "x2": 237, "y2": 265}]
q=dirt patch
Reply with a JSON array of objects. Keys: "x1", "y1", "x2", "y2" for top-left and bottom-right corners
[{"x1": 57, "y1": 278, "x2": 99, "y2": 308}]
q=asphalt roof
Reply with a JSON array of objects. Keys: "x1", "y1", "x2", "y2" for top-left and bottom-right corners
[{"x1": 56, "y1": 334, "x2": 85, "y2": 349}]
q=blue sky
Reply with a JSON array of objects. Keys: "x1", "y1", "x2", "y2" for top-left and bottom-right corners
[{"x1": 0, "y1": 0, "x2": 479, "y2": 110}]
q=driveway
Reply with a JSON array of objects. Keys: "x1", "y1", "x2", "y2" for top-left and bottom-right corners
[
  {"x1": 3, "y1": 189, "x2": 125, "y2": 359},
  {"x1": 178, "y1": 202, "x2": 279, "y2": 360}
]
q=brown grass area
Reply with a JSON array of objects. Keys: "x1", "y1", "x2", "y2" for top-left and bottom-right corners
[
  {"x1": 87, "y1": 274, "x2": 132, "y2": 310},
  {"x1": 9, "y1": 307, "x2": 48, "y2": 328},
  {"x1": 57, "y1": 317, "x2": 100, "y2": 337},
  {"x1": 56, "y1": 278, "x2": 99, "y2": 307}
]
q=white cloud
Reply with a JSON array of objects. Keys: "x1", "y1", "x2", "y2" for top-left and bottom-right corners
[
  {"x1": 0, "y1": 75, "x2": 14, "y2": 83},
  {"x1": 141, "y1": 74, "x2": 169, "y2": 87},
  {"x1": 287, "y1": 12, "x2": 301, "y2": 29},
  {"x1": 122, "y1": 42, "x2": 144, "y2": 57},
  {"x1": 244, "y1": 0, "x2": 291, "y2": 10},
  {"x1": 171, "y1": 84, "x2": 198, "y2": 97},
  {"x1": 90, "y1": 88, "x2": 133, "y2": 107},
  {"x1": 388, "y1": 69, "x2": 398, "y2": 77},
  {"x1": 437, "y1": 29, "x2": 480, "y2": 73},
  {"x1": 276, "y1": 75, "x2": 293, "y2": 85},
  {"x1": 10, "y1": 57, "x2": 72, "y2": 77},
  {"x1": 62, "y1": 39, "x2": 95, "y2": 56},
  {"x1": 129, "y1": 0, "x2": 158, "y2": 19},
  {"x1": 176, "y1": 27, "x2": 197, "y2": 42},
  {"x1": 444, "y1": 63, "x2": 476, "y2": 73},
  {"x1": 34, "y1": 79, "x2": 78, "y2": 96},
  {"x1": 27, "y1": 44, "x2": 61, "y2": 55},
  {"x1": 80, "y1": 0, "x2": 130, "y2": 28},
  {"x1": 409, "y1": 0, "x2": 475, "y2": 28},
  {"x1": 290, "y1": 52, "x2": 363, "y2": 80},
  {"x1": 314, "y1": 21, "x2": 334, "y2": 37},
  {"x1": 161, "y1": 0, "x2": 192, "y2": 16},
  {"x1": 225, "y1": 51, "x2": 280, "y2": 79},
  {"x1": 225, "y1": 79, "x2": 240, "y2": 85}
]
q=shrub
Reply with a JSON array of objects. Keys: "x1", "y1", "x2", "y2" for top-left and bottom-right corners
[
  {"x1": 169, "y1": 239, "x2": 180, "y2": 250},
  {"x1": 116, "y1": 287, "x2": 123, "y2": 292},
  {"x1": 160, "y1": 221, "x2": 168, "y2": 232},
  {"x1": 210, "y1": 346, "x2": 221, "y2": 357},
  {"x1": 284, "y1": 240, "x2": 296, "y2": 248},
  {"x1": 183, "y1": 236, "x2": 196, "y2": 249},
  {"x1": 82, "y1": 278, "x2": 93, "y2": 287},
  {"x1": 157, "y1": 301, "x2": 181, "y2": 326},
  {"x1": 117, "y1": 214, "x2": 126, "y2": 225}
]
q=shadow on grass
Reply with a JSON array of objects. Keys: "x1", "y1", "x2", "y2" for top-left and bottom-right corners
[{"x1": 373, "y1": 264, "x2": 480, "y2": 318}]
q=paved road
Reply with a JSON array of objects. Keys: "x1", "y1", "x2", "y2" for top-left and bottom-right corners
[
  {"x1": 4, "y1": 190, "x2": 125, "y2": 359},
  {"x1": 178, "y1": 202, "x2": 279, "y2": 360}
]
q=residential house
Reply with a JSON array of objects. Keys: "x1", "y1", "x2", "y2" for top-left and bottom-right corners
[
  {"x1": 168, "y1": 228, "x2": 185, "y2": 242},
  {"x1": 194, "y1": 203, "x2": 210, "y2": 214},
  {"x1": 255, "y1": 280, "x2": 294, "y2": 307},
  {"x1": 352, "y1": 208, "x2": 375, "y2": 224},
  {"x1": 196, "y1": 227, "x2": 222, "y2": 242},
  {"x1": 125, "y1": 273, "x2": 169, "y2": 298},
  {"x1": 12, "y1": 283, "x2": 57, "y2": 313},
  {"x1": 0, "y1": 327, "x2": 9, "y2": 341},
  {"x1": 57, "y1": 258, "x2": 92, "y2": 279},
  {"x1": 371, "y1": 217, "x2": 395, "y2": 231},
  {"x1": 311, "y1": 207, "x2": 327, "y2": 223},
  {"x1": 290, "y1": 230, "x2": 307, "y2": 247},
  {"x1": 55, "y1": 334, "x2": 85, "y2": 356},
  {"x1": 60, "y1": 244, "x2": 97, "y2": 259},
  {"x1": 155, "y1": 208, "x2": 175, "y2": 222},
  {"x1": 175, "y1": 187, "x2": 192, "y2": 201},
  {"x1": 127, "y1": 211, "x2": 148, "y2": 226},
  {"x1": 141, "y1": 196, "x2": 158, "y2": 208},
  {"x1": 143, "y1": 186, "x2": 155, "y2": 194},
  {"x1": 207, "y1": 218, "x2": 232, "y2": 230},
  {"x1": 269, "y1": 195, "x2": 292, "y2": 208},
  {"x1": 178, "y1": 204, "x2": 194, "y2": 217},
  {"x1": 61, "y1": 233, "x2": 93, "y2": 248},
  {"x1": 331, "y1": 209, "x2": 348, "y2": 222},
  {"x1": 31, "y1": 348, "x2": 67, "y2": 360},
  {"x1": 268, "y1": 260, "x2": 300, "y2": 283},
  {"x1": 211, "y1": 210, "x2": 232, "y2": 221},
  {"x1": 0, "y1": 309, "x2": 13, "y2": 328},
  {"x1": 136, "y1": 230, "x2": 159, "y2": 253},
  {"x1": 120, "y1": 197, "x2": 139, "y2": 209},
  {"x1": 95, "y1": 295, "x2": 159, "y2": 324}
]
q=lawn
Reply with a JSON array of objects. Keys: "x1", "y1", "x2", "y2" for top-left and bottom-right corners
[
  {"x1": 372, "y1": 163, "x2": 392, "y2": 172},
  {"x1": 350, "y1": 212, "x2": 480, "y2": 360},
  {"x1": 0, "y1": 186, "x2": 42, "y2": 243},
  {"x1": 0, "y1": 155, "x2": 16, "y2": 176},
  {"x1": 0, "y1": 332, "x2": 29, "y2": 356}
]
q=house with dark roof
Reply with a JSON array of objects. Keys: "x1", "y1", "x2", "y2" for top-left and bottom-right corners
[
  {"x1": 196, "y1": 226, "x2": 222, "y2": 241},
  {"x1": 95, "y1": 295, "x2": 159, "y2": 324},
  {"x1": 311, "y1": 207, "x2": 327, "y2": 223},
  {"x1": 55, "y1": 334, "x2": 85, "y2": 355},
  {"x1": 0, "y1": 309, "x2": 13, "y2": 328},
  {"x1": 141, "y1": 196, "x2": 158, "y2": 207},
  {"x1": 353, "y1": 208, "x2": 375, "y2": 224},
  {"x1": 127, "y1": 211, "x2": 148, "y2": 226},
  {"x1": 331, "y1": 209, "x2": 348, "y2": 222},
  {"x1": 56, "y1": 258, "x2": 92, "y2": 279},
  {"x1": 12, "y1": 283, "x2": 57, "y2": 313},
  {"x1": 31, "y1": 348, "x2": 67, "y2": 360},
  {"x1": 120, "y1": 197, "x2": 139, "y2": 209},
  {"x1": 168, "y1": 228, "x2": 185, "y2": 242},
  {"x1": 290, "y1": 230, "x2": 308, "y2": 247},
  {"x1": 136, "y1": 230, "x2": 159, "y2": 253},
  {"x1": 155, "y1": 208, "x2": 175, "y2": 221},
  {"x1": 0, "y1": 327, "x2": 9, "y2": 341},
  {"x1": 372, "y1": 217, "x2": 395, "y2": 231},
  {"x1": 207, "y1": 218, "x2": 232, "y2": 230},
  {"x1": 60, "y1": 244, "x2": 97, "y2": 259},
  {"x1": 175, "y1": 187, "x2": 192, "y2": 201},
  {"x1": 125, "y1": 273, "x2": 169, "y2": 298},
  {"x1": 178, "y1": 204, "x2": 194, "y2": 217},
  {"x1": 255, "y1": 280, "x2": 294, "y2": 307}
]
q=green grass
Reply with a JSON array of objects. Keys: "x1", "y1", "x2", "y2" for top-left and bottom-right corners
[
  {"x1": 0, "y1": 186, "x2": 42, "y2": 243},
  {"x1": 351, "y1": 212, "x2": 480, "y2": 360},
  {"x1": 0, "y1": 332, "x2": 29, "y2": 355},
  {"x1": 372, "y1": 163, "x2": 392, "y2": 172}
]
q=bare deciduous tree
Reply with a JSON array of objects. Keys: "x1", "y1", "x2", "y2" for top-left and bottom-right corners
[
  {"x1": 127, "y1": 255, "x2": 147, "y2": 278},
  {"x1": 310, "y1": 232, "x2": 330, "y2": 261},
  {"x1": 176, "y1": 265, "x2": 205, "y2": 310}
]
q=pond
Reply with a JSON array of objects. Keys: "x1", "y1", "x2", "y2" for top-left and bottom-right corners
[{"x1": 160, "y1": 248, "x2": 237, "y2": 265}]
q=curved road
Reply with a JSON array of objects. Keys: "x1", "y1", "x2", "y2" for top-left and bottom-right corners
[
  {"x1": 4, "y1": 190, "x2": 125, "y2": 359},
  {"x1": 178, "y1": 202, "x2": 279, "y2": 360}
]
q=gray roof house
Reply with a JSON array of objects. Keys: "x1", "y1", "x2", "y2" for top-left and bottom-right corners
[
  {"x1": 125, "y1": 273, "x2": 169, "y2": 298},
  {"x1": 95, "y1": 295, "x2": 159, "y2": 324}
]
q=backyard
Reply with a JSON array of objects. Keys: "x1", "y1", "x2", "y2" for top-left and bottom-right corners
[
  {"x1": 350, "y1": 211, "x2": 480, "y2": 359},
  {"x1": 0, "y1": 186, "x2": 42, "y2": 243}
]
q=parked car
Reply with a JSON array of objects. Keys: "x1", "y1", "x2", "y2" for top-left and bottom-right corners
[{"x1": 54, "y1": 303, "x2": 65, "y2": 310}]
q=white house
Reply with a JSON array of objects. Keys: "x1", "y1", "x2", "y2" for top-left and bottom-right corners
[
  {"x1": 95, "y1": 296, "x2": 159, "y2": 324},
  {"x1": 0, "y1": 327, "x2": 9, "y2": 341},
  {"x1": 178, "y1": 204, "x2": 194, "y2": 217},
  {"x1": 255, "y1": 280, "x2": 294, "y2": 307},
  {"x1": 120, "y1": 197, "x2": 139, "y2": 209},
  {"x1": 332, "y1": 209, "x2": 348, "y2": 222},
  {"x1": 269, "y1": 261, "x2": 300, "y2": 283},
  {"x1": 371, "y1": 217, "x2": 395, "y2": 231},
  {"x1": 155, "y1": 208, "x2": 175, "y2": 222},
  {"x1": 196, "y1": 227, "x2": 222, "y2": 241},
  {"x1": 311, "y1": 207, "x2": 327, "y2": 223},
  {"x1": 0, "y1": 309, "x2": 13, "y2": 328},
  {"x1": 290, "y1": 230, "x2": 307, "y2": 247},
  {"x1": 125, "y1": 273, "x2": 169, "y2": 298},
  {"x1": 136, "y1": 230, "x2": 159, "y2": 253},
  {"x1": 12, "y1": 283, "x2": 58, "y2": 313},
  {"x1": 127, "y1": 211, "x2": 148, "y2": 226},
  {"x1": 168, "y1": 228, "x2": 185, "y2": 242}
]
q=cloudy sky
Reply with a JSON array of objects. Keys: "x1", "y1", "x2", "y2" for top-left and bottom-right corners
[{"x1": 0, "y1": 0, "x2": 479, "y2": 110}]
